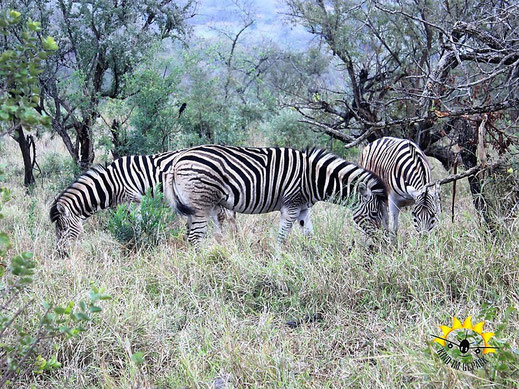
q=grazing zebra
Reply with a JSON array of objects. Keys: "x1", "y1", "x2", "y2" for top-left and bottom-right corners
[
  {"x1": 163, "y1": 145, "x2": 388, "y2": 248},
  {"x1": 50, "y1": 151, "x2": 236, "y2": 253},
  {"x1": 359, "y1": 137, "x2": 441, "y2": 234}
]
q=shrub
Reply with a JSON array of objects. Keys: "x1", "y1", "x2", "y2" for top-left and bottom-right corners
[
  {"x1": 39, "y1": 152, "x2": 80, "y2": 193},
  {"x1": 0, "y1": 167, "x2": 111, "y2": 386},
  {"x1": 260, "y1": 109, "x2": 331, "y2": 149},
  {"x1": 107, "y1": 186, "x2": 179, "y2": 249}
]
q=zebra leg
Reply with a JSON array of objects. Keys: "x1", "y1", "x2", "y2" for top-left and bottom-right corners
[
  {"x1": 277, "y1": 207, "x2": 298, "y2": 245},
  {"x1": 187, "y1": 215, "x2": 209, "y2": 250},
  {"x1": 211, "y1": 207, "x2": 225, "y2": 243},
  {"x1": 226, "y1": 210, "x2": 238, "y2": 236},
  {"x1": 389, "y1": 198, "x2": 400, "y2": 235},
  {"x1": 297, "y1": 208, "x2": 313, "y2": 236}
]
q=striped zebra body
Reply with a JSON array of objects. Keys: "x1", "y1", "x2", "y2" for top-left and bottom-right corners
[
  {"x1": 50, "y1": 151, "x2": 235, "y2": 252},
  {"x1": 359, "y1": 137, "x2": 441, "y2": 234},
  {"x1": 164, "y1": 145, "x2": 388, "y2": 247}
]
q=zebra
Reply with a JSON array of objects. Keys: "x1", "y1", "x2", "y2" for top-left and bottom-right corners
[
  {"x1": 359, "y1": 137, "x2": 441, "y2": 234},
  {"x1": 49, "y1": 151, "x2": 236, "y2": 253},
  {"x1": 163, "y1": 145, "x2": 388, "y2": 248}
]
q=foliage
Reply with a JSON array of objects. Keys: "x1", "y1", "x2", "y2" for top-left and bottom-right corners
[
  {"x1": 0, "y1": 166, "x2": 111, "y2": 386},
  {"x1": 1, "y1": 0, "x2": 195, "y2": 168},
  {"x1": 107, "y1": 186, "x2": 179, "y2": 250},
  {"x1": 0, "y1": 257, "x2": 110, "y2": 386},
  {"x1": 260, "y1": 108, "x2": 328, "y2": 148},
  {"x1": 480, "y1": 304, "x2": 519, "y2": 381},
  {"x1": 0, "y1": 9, "x2": 56, "y2": 133},
  {"x1": 478, "y1": 155, "x2": 519, "y2": 227},
  {"x1": 103, "y1": 45, "x2": 256, "y2": 156},
  {"x1": 39, "y1": 151, "x2": 81, "y2": 192}
]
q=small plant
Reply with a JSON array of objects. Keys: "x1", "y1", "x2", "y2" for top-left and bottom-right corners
[
  {"x1": 0, "y1": 251, "x2": 111, "y2": 386},
  {"x1": 39, "y1": 152, "x2": 80, "y2": 192},
  {"x1": 0, "y1": 167, "x2": 111, "y2": 387},
  {"x1": 107, "y1": 185, "x2": 179, "y2": 249}
]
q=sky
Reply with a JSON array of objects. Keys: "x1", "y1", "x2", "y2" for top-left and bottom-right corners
[{"x1": 188, "y1": 0, "x2": 316, "y2": 49}]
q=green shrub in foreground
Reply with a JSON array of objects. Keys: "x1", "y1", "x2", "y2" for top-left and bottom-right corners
[
  {"x1": 0, "y1": 168, "x2": 111, "y2": 387},
  {"x1": 107, "y1": 186, "x2": 179, "y2": 249}
]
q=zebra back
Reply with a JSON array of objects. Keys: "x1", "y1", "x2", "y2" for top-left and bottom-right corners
[{"x1": 359, "y1": 137, "x2": 431, "y2": 198}]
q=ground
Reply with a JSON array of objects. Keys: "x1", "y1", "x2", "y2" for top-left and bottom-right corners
[{"x1": 1, "y1": 136, "x2": 518, "y2": 388}]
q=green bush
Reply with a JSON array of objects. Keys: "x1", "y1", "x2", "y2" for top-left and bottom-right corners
[
  {"x1": 0, "y1": 167, "x2": 110, "y2": 387},
  {"x1": 260, "y1": 109, "x2": 330, "y2": 149},
  {"x1": 39, "y1": 152, "x2": 80, "y2": 193},
  {"x1": 107, "y1": 186, "x2": 179, "y2": 249}
]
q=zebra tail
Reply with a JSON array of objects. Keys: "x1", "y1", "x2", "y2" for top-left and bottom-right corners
[{"x1": 163, "y1": 169, "x2": 195, "y2": 216}]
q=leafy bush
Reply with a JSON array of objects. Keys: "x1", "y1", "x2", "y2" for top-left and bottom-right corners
[
  {"x1": 260, "y1": 109, "x2": 330, "y2": 149},
  {"x1": 39, "y1": 152, "x2": 79, "y2": 192},
  {"x1": 481, "y1": 161, "x2": 519, "y2": 223},
  {"x1": 107, "y1": 186, "x2": 179, "y2": 249}
]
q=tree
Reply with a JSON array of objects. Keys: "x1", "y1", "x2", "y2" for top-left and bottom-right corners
[
  {"x1": 6, "y1": 0, "x2": 196, "y2": 170},
  {"x1": 285, "y1": 0, "x2": 519, "y2": 222},
  {"x1": 0, "y1": 9, "x2": 57, "y2": 187}
]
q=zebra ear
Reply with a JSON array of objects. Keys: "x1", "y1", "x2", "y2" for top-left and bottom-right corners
[
  {"x1": 56, "y1": 203, "x2": 70, "y2": 217},
  {"x1": 358, "y1": 182, "x2": 372, "y2": 200}
]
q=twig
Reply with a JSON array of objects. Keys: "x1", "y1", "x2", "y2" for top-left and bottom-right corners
[{"x1": 451, "y1": 156, "x2": 458, "y2": 222}]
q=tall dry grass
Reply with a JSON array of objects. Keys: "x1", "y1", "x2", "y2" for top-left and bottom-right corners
[{"x1": 1, "y1": 136, "x2": 518, "y2": 388}]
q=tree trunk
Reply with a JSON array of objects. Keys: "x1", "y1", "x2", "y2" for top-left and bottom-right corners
[
  {"x1": 77, "y1": 122, "x2": 95, "y2": 171},
  {"x1": 456, "y1": 118, "x2": 493, "y2": 227},
  {"x1": 13, "y1": 125, "x2": 35, "y2": 187},
  {"x1": 110, "y1": 119, "x2": 121, "y2": 160}
]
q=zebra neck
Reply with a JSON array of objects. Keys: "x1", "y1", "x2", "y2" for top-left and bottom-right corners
[{"x1": 71, "y1": 165, "x2": 123, "y2": 218}]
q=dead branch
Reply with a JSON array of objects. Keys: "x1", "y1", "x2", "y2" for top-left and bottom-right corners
[{"x1": 427, "y1": 159, "x2": 505, "y2": 187}]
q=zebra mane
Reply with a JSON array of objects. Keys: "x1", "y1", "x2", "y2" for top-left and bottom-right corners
[
  {"x1": 49, "y1": 164, "x2": 109, "y2": 222},
  {"x1": 304, "y1": 146, "x2": 388, "y2": 197},
  {"x1": 304, "y1": 146, "x2": 329, "y2": 160}
]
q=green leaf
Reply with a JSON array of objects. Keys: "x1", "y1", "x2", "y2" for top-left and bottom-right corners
[
  {"x1": 8, "y1": 10, "x2": 21, "y2": 24},
  {"x1": 131, "y1": 351, "x2": 145, "y2": 366},
  {"x1": 74, "y1": 312, "x2": 90, "y2": 321},
  {"x1": 27, "y1": 20, "x2": 41, "y2": 32},
  {"x1": 41, "y1": 36, "x2": 58, "y2": 51},
  {"x1": 21, "y1": 252, "x2": 33, "y2": 259},
  {"x1": 0, "y1": 232, "x2": 12, "y2": 253},
  {"x1": 89, "y1": 305, "x2": 102, "y2": 313}
]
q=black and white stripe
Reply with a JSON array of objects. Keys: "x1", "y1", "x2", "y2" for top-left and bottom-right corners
[
  {"x1": 50, "y1": 150, "x2": 234, "y2": 251},
  {"x1": 359, "y1": 137, "x2": 441, "y2": 234},
  {"x1": 164, "y1": 145, "x2": 388, "y2": 247}
]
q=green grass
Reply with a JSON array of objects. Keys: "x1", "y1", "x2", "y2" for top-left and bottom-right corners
[{"x1": 1, "y1": 137, "x2": 518, "y2": 388}]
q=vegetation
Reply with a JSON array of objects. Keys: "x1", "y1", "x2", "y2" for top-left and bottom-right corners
[
  {"x1": 0, "y1": 0, "x2": 518, "y2": 387},
  {"x1": 107, "y1": 186, "x2": 179, "y2": 250},
  {"x1": 0, "y1": 165, "x2": 110, "y2": 387},
  {"x1": 1, "y1": 138, "x2": 519, "y2": 387}
]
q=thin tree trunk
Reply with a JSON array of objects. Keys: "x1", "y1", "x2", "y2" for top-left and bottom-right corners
[
  {"x1": 110, "y1": 119, "x2": 121, "y2": 160},
  {"x1": 456, "y1": 118, "x2": 493, "y2": 227},
  {"x1": 77, "y1": 122, "x2": 95, "y2": 171},
  {"x1": 13, "y1": 125, "x2": 35, "y2": 187}
]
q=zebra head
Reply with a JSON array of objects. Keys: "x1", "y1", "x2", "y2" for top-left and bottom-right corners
[
  {"x1": 353, "y1": 181, "x2": 388, "y2": 235},
  {"x1": 409, "y1": 183, "x2": 441, "y2": 233},
  {"x1": 50, "y1": 200, "x2": 84, "y2": 254}
]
